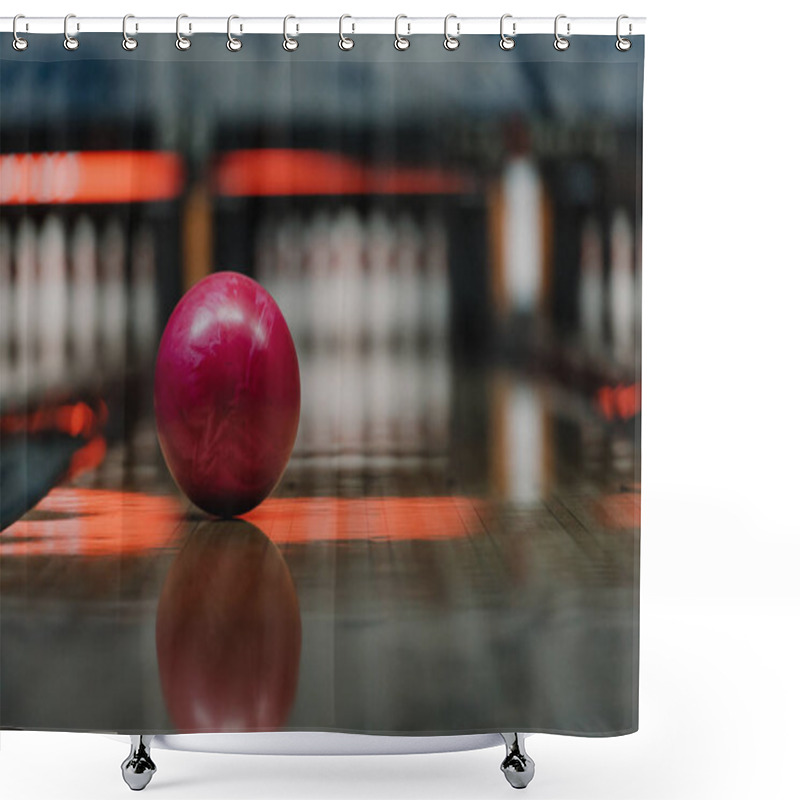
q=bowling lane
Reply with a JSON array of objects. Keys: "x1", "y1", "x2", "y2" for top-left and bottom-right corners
[{"x1": 0, "y1": 360, "x2": 639, "y2": 737}]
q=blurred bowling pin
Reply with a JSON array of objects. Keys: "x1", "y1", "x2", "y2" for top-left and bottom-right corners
[
  {"x1": 14, "y1": 218, "x2": 38, "y2": 394},
  {"x1": 634, "y1": 222, "x2": 642, "y2": 366},
  {"x1": 324, "y1": 209, "x2": 363, "y2": 454},
  {"x1": 368, "y1": 343, "x2": 392, "y2": 454},
  {"x1": 38, "y1": 215, "x2": 69, "y2": 387},
  {"x1": 501, "y1": 155, "x2": 544, "y2": 317},
  {"x1": 317, "y1": 348, "x2": 338, "y2": 456},
  {"x1": 394, "y1": 213, "x2": 422, "y2": 347},
  {"x1": 331, "y1": 208, "x2": 363, "y2": 348},
  {"x1": 303, "y1": 211, "x2": 333, "y2": 456},
  {"x1": 70, "y1": 216, "x2": 98, "y2": 378},
  {"x1": 396, "y1": 348, "x2": 422, "y2": 453},
  {"x1": 0, "y1": 221, "x2": 12, "y2": 391},
  {"x1": 365, "y1": 211, "x2": 394, "y2": 347},
  {"x1": 578, "y1": 215, "x2": 605, "y2": 357},
  {"x1": 422, "y1": 212, "x2": 450, "y2": 347},
  {"x1": 99, "y1": 218, "x2": 127, "y2": 372},
  {"x1": 609, "y1": 208, "x2": 635, "y2": 368},
  {"x1": 274, "y1": 215, "x2": 305, "y2": 347},
  {"x1": 306, "y1": 211, "x2": 333, "y2": 350},
  {"x1": 272, "y1": 213, "x2": 312, "y2": 455},
  {"x1": 424, "y1": 340, "x2": 451, "y2": 452},
  {"x1": 255, "y1": 214, "x2": 278, "y2": 309},
  {"x1": 421, "y1": 211, "x2": 450, "y2": 451},
  {"x1": 131, "y1": 224, "x2": 157, "y2": 364},
  {"x1": 337, "y1": 348, "x2": 365, "y2": 455}
]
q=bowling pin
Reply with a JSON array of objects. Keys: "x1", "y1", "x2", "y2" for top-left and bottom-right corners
[
  {"x1": 255, "y1": 214, "x2": 277, "y2": 308},
  {"x1": 305, "y1": 348, "x2": 328, "y2": 462},
  {"x1": 14, "y1": 218, "x2": 38, "y2": 395},
  {"x1": 422, "y1": 211, "x2": 450, "y2": 347},
  {"x1": 501, "y1": 154, "x2": 545, "y2": 318},
  {"x1": 327, "y1": 209, "x2": 344, "y2": 347},
  {"x1": 397, "y1": 213, "x2": 427, "y2": 453},
  {"x1": 410, "y1": 215, "x2": 428, "y2": 348},
  {"x1": 99, "y1": 218, "x2": 128, "y2": 373},
  {"x1": 336, "y1": 208, "x2": 368, "y2": 455},
  {"x1": 396, "y1": 347, "x2": 421, "y2": 453},
  {"x1": 320, "y1": 347, "x2": 339, "y2": 460},
  {"x1": 634, "y1": 221, "x2": 642, "y2": 368},
  {"x1": 337, "y1": 347, "x2": 364, "y2": 456},
  {"x1": 258, "y1": 214, "x2": 306, "y2": 458},
  {"x1": 386, "y1": 350, "x2": 404, "y2": 455},
  {"x1": 424, "y1": 340, "x2": 451, "y2": 453},
  {"x1": 331, "y1": 208, "x2": 363, "y2": 349},
  {"x1": 609, "y1": 208, "x2": 635, "y2": 369},
  {"x1": 365, "y1": 210, "x2": 394, "y2": 347},
  {"x1": 368, "y1": 342, "x2": 393, "y2": 454},
  {"x1": 274, "y1": 214, "x2": 305, "y2": 348},
  {"x1": 0, "y1": 221, "x2": 12, "y2": 392},
  {"x1": 578, "y1": 215, "x2": 605, "y2": 358},
  {"x1": 38, "y1": 215, "x2": 69, "y2": 388},
  {"x1": 70, "y1": 216, "x2": 98, "y2": 380},
  {"x1": 356, "y1": 210, "x2": 368, "y2": 349},
  {"x1": 273, "y1": 214, "x2": 310, "y2": 455},
  {"x1": 419, "y1": 211, "x2": 450, "y2": 453},
  {"x1": 126, "y1": 223, "x2": 159, "y2": 478},
  {"x1": 394, "y1": 212, "x2": 421, "y2": 347},
  {"x1": 306, "y1": 210, "x2": 333, "y2": 351},
  {"x1": 131, "y1": 224, "x2": 158, "y2": 364}
]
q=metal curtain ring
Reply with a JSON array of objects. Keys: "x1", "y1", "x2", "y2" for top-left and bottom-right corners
[
  {"x1": 122, "y1": 14, "x2": 138, "y2": 51},
  {"x1": 64, "y1": 13, "x2": 79, "y2": 51},
  {"x1": 339, "y1": 14, "x2": 354, "y2": 50},
  {"x1": 616, "y1": 14, "x2": 632, "y2": 51},
  {"x1": 176, "y1": 14, "x2": 191, "y2": 50},
  {"x1": 227, "y1": 15, "x2": 242, "y2": 51},
  {"x1": 283, "y1": 15, "x2": 299, "y2": 51},
  {"x1": 394, "y1": 14, "x2": 410, "y2": 51},
  {"x1": 553, "y1": 14, "x2": 570, "y2": 51},
  {"x1": 12, "y1": 14, "x2": 28, "y2": 51},
  {"x1": 443, "y1": 14, "x2": 460, "y2": 51},
  {"x1": 499, "y1": 14, "x2": 515, "y2": 50}
]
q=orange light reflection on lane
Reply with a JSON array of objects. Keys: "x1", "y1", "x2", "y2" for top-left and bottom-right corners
[
  {"x1": 1, "y1": 490, "x2": 488, "y2": 557},
  {"x1": 1, "y1": 488, "x2": 641, "y2": 556},
  {"x1": 245, "y1": 496, "x2": 488, "y2": 543},
  {"x1": 592, "y1": 492, "x2": 641, "y2": 530},
  {"x1": 1, "y1": 489, "x2": 184, "y2": 557}
]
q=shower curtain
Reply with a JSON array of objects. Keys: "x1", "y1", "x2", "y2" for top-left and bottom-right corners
[{"x1": 0, "y1": 25, "x2": 643, "y2": 750}]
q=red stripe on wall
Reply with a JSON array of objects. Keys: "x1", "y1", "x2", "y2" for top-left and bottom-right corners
[
  {"x1": 215, "y1": 149, "x2": 471, "y2": 197},
  {"x1": 0, "y1": 151, "x2": 184, "y2": 205}
]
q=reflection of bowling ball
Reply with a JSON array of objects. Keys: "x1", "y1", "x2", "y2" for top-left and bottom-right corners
[
  {"x1": 154, "y1": 272, "x2": 300, "y2": 517},
  {"x1": 156, "y1": 520, "x2": 302, "y2": 732}
]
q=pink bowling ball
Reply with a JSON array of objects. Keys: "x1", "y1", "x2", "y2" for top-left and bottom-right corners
[{"x1": 154, "y1": 272, "x2": 300, "y2": 517}]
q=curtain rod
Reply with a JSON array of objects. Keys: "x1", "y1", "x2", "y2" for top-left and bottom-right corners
[{"x1": 0, "y1": 16, "x2": 646, "y2": 37}]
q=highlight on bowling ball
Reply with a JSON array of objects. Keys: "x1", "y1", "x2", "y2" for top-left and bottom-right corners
[{"x1": 154, "y1": 271, "x2": 301, "y2": 517}]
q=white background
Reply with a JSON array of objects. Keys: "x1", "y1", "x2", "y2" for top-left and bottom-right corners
[{"x1": 2, "y1": 1, "x2": 799, "y2": 798}]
